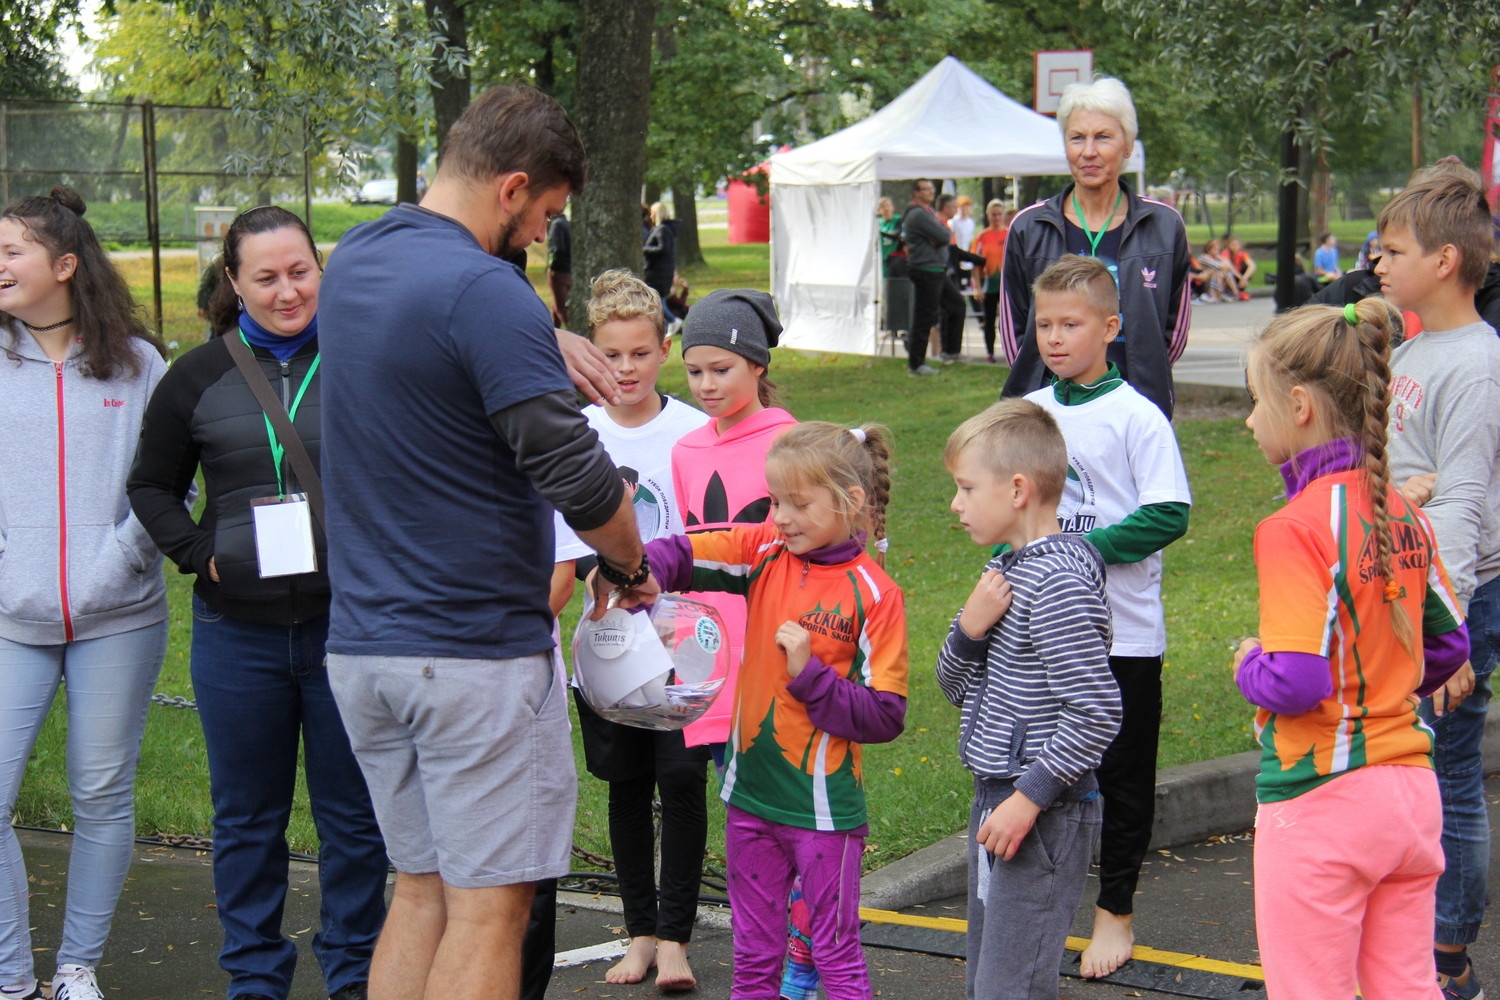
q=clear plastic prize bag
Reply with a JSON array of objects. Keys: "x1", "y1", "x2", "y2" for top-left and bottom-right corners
[{"x1": 572, "y1": 592, "x2": 729, "y2": 730}]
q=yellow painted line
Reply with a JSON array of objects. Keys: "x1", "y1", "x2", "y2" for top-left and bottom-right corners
[
  {"x1": 858, "y1": 907, "x2": 1265, "y2": 982},
  {"x1": 858, "y1": 907, "x2": 968, "y2": 932}
]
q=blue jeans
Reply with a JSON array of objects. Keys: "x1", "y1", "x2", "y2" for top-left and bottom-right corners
[
  {"x1": 0, "y1": 622, "x2": 166, "y2": 981},
  {"x1": 1420, "y1": 575, "x2": 1500, "y2": 946},
  {"x1": 191, "y1": 597, "x2": 388, "y2": 999}
]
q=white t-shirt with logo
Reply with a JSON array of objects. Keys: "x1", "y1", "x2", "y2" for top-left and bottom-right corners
[
  {"x1": 554, "y1": 395, "x2": 709, "y2": 561},
  {"x1": 1026, "y1": 382, "x2": 1192, "y2": 657}
]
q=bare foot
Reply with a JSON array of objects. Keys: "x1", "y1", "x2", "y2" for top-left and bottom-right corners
[
  {"x1": 1079, "y1": 907, "x2": 1135, "y2": 979},
  {"x1": 606, "y1": 935, "x2": 657, "y2": 985},
  {"x1": 655, "y1": 939, "x2": 697, "y2": 993}
]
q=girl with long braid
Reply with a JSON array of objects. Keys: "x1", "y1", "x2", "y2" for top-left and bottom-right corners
[{"x1": 1233, "y1": 299, "x2": 1471, "y2": 999}]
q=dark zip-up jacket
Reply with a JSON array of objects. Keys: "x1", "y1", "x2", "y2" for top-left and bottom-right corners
[
  {"x1": 902, "y1": 202, "x2": 950, "y2": 272},
  {"x1": 129, "y1": 336, "x2": 328, "y2": 625},
  {"x1": 999, "y1": 180, "x2": 1192, "y2": 419}
]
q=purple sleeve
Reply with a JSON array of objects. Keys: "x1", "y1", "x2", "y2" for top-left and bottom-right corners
[
  {"x1": 1418, "y1": 622, "x2": 1471, "y2": 696},
  {"x1": 786, "y1": 655, "x2": 907, "y2": 744},
  {"x1": 643, "y1": 535, "x2": 695, "y2": 592},
  {"x1": 1235, "y1": 646, "x2": 1333, "y2": 716}
]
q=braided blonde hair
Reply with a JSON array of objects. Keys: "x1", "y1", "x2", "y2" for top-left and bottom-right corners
[
  {"x1": 767, "y1": 422, "x2": 894, "y2": 566},
  {"x1": 1247, "y1": 299, "x2": 1413, "y2": 652}
]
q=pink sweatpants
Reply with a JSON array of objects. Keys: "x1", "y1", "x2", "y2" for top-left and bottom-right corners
[
  {"x1": 1254, "y1": 764, "x2": 1444, "y2": 1000},
  {"x1": 725, "y1": 805, "x2": 869, "y2": 1000}
]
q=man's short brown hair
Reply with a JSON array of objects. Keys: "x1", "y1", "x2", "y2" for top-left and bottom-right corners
[
  {"x1": 440, "y1": 86, "x2": 587, "y2": 194},
  {"x1": 1032, "y1": 254, "x2": 1119, "y2": 323},
  {"x1": 944, "y1": 400, "x2": 1067, "y2": 504},
  {"x1": 1378, "y1": 157, "x2": 1492, "y2": 290}
]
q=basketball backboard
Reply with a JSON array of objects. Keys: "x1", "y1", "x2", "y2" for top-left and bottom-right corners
[{"x1": 1034, "y1": 50, "x2": 1094, "y2": 115}]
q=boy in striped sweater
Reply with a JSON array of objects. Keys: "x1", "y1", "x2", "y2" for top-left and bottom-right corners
[{"x1": 939, "y1": 398, "x2": 1122, "y2": 1000}]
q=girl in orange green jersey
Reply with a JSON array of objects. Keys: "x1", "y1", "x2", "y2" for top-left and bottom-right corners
[
  {"x1": 1235, "y1": 300, "x2": 1469, "y2": 1000},
  {"x1": 594, "y1": 422, "x2": 908, "y2": 1000}
]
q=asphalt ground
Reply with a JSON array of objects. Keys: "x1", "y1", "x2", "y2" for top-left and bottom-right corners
[{"x1": 13, "y1": 771, "x2": 1495, "y2": 998}]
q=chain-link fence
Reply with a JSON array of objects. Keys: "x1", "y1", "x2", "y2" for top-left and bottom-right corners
[{"x1": 0, "y1": 98, "x2": 311, "y2": 339}]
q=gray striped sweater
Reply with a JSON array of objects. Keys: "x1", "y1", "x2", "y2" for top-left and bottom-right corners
[{"x1": 935, "y1": 533, "x2": 1121, "y2": 808}]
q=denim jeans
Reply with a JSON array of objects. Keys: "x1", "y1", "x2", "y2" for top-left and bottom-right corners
[
  {"x1": 191, "y1": 597, "x2": 387, "y2": 999},
  {"x1": 1419, "y1": 575, "x2": 1500, "y2": 946},
  {"x1": 0, "y1": 622, "x2": 166, "y2": 982}
]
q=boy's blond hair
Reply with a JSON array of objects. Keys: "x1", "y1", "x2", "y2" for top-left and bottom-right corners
[
  {"x1": 1378, "y1": 156, "x2": 1493, "y2": 291},
  {"x1": 1032, "y1": 255, "x2": 1119, "y2": 322},
  {"x1": 944, "y1": 400, "x2": 1067, "y2": 504},
  {"x1": 586, "y1": 268, "x2": 665, "y2": 340}
]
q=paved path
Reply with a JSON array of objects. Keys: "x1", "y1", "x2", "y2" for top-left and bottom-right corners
[
  {"x1": 939, "y1": 294, "x2": 1273, "y2": 393},
  {"x1": 18, "y1": 770, "x2": 1497, "y2": 998}
]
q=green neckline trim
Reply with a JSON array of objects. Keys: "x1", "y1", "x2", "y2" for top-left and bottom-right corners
[{"x1": 1050, "y1": 363, "x2": 1125, "y2": 405}]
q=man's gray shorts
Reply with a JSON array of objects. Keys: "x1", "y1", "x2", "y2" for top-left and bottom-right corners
[{"x1": 327, "y1": 652, "x2": 576, "y2": 888}]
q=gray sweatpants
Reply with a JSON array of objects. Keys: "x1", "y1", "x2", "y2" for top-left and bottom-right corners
[{"x1": 966, "y1": 774, "x2": 1102, "y2": 1000}]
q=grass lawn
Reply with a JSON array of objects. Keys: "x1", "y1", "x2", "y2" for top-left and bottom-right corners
[{"x1": 14, "y1": 227, "x2": 1277, "y2": 872}]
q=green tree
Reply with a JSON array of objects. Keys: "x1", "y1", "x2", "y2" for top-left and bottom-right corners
[
  {"x1": 1110, "y1": 0, "x2": 1500, "y2": 238},
  {"x1": 99, "y1": 0, "x2": 462, "y2": 190},
  {"x1": 1, "y1": 1, "x2": 87, "y2": 100},
  {"x1": 647, "y1": 0, "x2": 793, "y2": 265}
]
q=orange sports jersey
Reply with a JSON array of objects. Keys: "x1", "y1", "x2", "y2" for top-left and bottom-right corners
[
  {"x1": 683, "y1": 523, "x2": 908, "y2": 831},
  {"x1": 1252, "y1": 469, "x2": 1463, "y2": 803}
]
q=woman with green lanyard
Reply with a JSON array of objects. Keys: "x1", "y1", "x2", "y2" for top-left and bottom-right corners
[
  {"x1": 127, "y1": 206, "x2": 385, "y2": 1000},
  {"x1": 997, "y1": 76, "x2": 1192, "y2": 420}
]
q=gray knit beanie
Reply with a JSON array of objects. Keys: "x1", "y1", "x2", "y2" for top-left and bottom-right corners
[{"x1": 679, "y1": 289, "x2": 782, "y2": 368}]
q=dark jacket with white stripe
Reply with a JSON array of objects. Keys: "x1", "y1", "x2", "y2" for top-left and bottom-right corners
[{"x1": 935, "y1": 533, "x2": 1121, "y2": 808}]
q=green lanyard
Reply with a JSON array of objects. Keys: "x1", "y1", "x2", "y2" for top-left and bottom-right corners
[
  {"x1": 1071, "y1": 188, "x2": 1124, "y2": 258},
  {"x1": 242, "y1": 332, "x2": 321, "y2": 499}
]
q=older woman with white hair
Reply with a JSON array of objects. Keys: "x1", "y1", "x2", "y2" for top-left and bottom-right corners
[
  {"x1": 998, "y1": 76, "x2": 1191, "y2": 420},
  {"x1": 995, "y1": 76, "x2": 1192, "y2": 983}
]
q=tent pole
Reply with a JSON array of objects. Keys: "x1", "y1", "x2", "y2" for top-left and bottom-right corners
[{"x1": 872, "y1": 211, "x2": 884, "y2": 356}]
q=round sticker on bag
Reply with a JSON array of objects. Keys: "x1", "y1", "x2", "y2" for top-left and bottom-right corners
[
  {"x1": 694, "y1": 615, "x2": 722, "y2": 653},
  {"x1": 587, "y1": 608, "x2": 635, "y2": 660}
]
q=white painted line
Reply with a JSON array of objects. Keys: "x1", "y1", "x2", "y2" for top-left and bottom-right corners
[{"x1": 553, "y1": 940, "x2": 629, "y2": 969}]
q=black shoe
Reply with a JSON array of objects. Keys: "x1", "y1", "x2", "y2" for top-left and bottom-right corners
[
  {"x1": 233, "y1": 995, "x2": 277, "y2": 1000},
  {"x1": 330, "y1": 984, "x2": 369, "y2": 1000}
]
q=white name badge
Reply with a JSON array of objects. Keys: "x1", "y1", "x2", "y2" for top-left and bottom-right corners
[{"x1": 250, "y1": 493, "x2": 318, "y2": 578}]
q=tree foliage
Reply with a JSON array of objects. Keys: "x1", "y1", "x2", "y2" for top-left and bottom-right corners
[
  {"x1": 1, "y1": 1, "x2": 89, "y2": 99},
  {"x1": 95, "y1": 0, "x2": 467, "y2": 181},
  {"x1": 1110, "y1": 0, "x2": 1500, "y2": 166}
]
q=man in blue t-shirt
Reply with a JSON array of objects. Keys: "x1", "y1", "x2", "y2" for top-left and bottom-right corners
[{"x1": 318, "y1": 86, "x2": 647, "y2": 1000}]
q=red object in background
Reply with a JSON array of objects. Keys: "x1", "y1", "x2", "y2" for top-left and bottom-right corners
[
  {"x1": 727, "y1": 178, "x2": 769, "y2": 244},
  {"x1": 1403, "y1": 311, "x2": 1423, "y2": 339},
  {"x1": 727, "y1": 147, "x2": 788, "y2": 245}
]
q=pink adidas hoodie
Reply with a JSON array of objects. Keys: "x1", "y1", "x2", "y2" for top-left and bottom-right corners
[{"x1": 671, "y1": 406, "x2": 797, "y2": 746}]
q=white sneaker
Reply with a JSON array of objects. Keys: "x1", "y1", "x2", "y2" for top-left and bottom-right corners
[
  {"x1": 0, "y1": 980, "x2": 42, "y2": 1000},
  {"x1": 51, "y1": 965, "x2": 103, "y2": 1000}
]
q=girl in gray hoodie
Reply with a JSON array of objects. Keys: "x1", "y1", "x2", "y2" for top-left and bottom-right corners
[{"x1": 0, "y1": 187, "x2": 169, "y2": 1000}]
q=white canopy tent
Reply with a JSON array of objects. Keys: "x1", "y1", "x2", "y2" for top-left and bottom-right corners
[{"x1": 770, "y1": 56, "x2": 1144, "y2": 355}]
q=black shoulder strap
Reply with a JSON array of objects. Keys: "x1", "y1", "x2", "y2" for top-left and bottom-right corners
[{"x1": 223, "y1": 333, "x2": 326, "y2": 528}]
